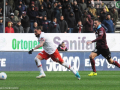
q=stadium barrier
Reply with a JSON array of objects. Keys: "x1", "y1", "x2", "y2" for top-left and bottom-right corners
[
  {"x1": 0, "y1": 33, "x2": 120, "y2": 71},
  {"x1": 0, "y1": 51, "x2": 120, "y2": 71},
  {"x1": 0, "y1": 33, "x2": 120, "y2": 51}
]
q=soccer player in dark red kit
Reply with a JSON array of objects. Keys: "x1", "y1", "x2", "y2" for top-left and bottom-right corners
[{"x1": 87, "y1": 19, "x2": 120, "y2": 76}]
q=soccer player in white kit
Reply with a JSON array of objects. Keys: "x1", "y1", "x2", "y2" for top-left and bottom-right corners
[{"x1": 28, "y1": 26, "x2": 80, "y2": 80}]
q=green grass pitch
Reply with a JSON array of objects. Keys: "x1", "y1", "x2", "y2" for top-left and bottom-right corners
[{"x1": 0, "y1": 71, "x2": 120, "y2": 90}]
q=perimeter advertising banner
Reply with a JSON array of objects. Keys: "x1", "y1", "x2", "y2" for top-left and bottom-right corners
[
  {"x1": 0, "y1": 33, "x2": 120, "y2": 51},
  {"x1": 0, "y1": 52, "x2": 120, "y2": 71}
]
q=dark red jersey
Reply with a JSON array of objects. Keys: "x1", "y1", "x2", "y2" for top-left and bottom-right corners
[{"x1": 92, "y1": 25, "x2": 108, "y2": 49}]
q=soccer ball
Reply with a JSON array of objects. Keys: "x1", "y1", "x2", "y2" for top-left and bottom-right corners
[{"x1": 0, "y1": 72, "x2": 7, "y2": 80}]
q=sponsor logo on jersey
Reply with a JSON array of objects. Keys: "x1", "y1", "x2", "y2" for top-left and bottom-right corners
[
  {"x1": 40, "y1": 37, "x2": 45, "y2": 41},
  {"x1": 99, "y1": 31, "x2": 103, "y2": 35}
]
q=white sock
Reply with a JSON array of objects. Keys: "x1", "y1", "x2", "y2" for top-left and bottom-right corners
[
  {"x1": 34, "y1": 57, "x2": 45, "y2": 75},
  {"x1": 62, "y1": 62, "x2": 76, "y2": 75}
]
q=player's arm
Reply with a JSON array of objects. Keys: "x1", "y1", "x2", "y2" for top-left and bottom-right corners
[
  {"x1": 28, "y1": 38, "x2": 45, "y2": 54},
  {"x1": 91, "y1": 35, "x2": 103, "y2": 42},
  {"x1": 87, "y1": 30, "x2": 103, "y2": 45},
  {"x1": 33, "y1": 40, "x2": 45, "y2": 50}
]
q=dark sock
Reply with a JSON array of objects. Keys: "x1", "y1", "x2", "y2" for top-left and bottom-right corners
[
  {"x1": 90, "y1": 59, "x2": 96, "y2": 72},
  {"x1": 113, "y1": 61, "x2": 120, "y2": 68}
]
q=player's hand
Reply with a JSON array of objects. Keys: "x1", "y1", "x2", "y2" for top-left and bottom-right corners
[
  {"x1": 87, "y1": 41, "x2": 92, "y2": 45},
  {"x1": 28, "y1": 49, "x2": 33, "y2": 54}
]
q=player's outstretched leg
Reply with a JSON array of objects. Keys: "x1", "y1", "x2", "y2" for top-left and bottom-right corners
[
  {"x1": 34, "y1": 57, "x2": 46, "y2": 78},
  {"x1": 61, "y1": 61, "x2": 80, "y2": 80},
  {"x1": 113, "y1": 61, "x2": 120, "y2": 68},
  {"x1": 108, "y1": 58, "x2": 120, "y2": 68}
]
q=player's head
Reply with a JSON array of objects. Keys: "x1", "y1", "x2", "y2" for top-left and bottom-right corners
[
  {"x1": 34, "y1": 26, "x2": 41, "y2": 37},
  {"x1": 94, "y1": 19, "x2": 101, "y2": 28}
]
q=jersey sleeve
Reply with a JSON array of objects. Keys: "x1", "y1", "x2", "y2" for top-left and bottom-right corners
[
  {"x1": 99, "y1": 30, "x2": 104, "y2": 36},
  {"x1": 39, "y1": 33, "x2": 46, "y2": 42},
  {"x1": 92, "y1": 29, "x2": 104, "y2": 42},
  {"x1": 40, "y1": 37, "x2": 45, "y2": 41}
]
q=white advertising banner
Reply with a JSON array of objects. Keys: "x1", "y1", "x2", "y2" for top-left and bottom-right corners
[{"x1": 0, "y1": 33, "x2": 120, "y2": 51}]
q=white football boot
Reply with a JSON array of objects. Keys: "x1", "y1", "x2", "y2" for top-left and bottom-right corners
[{"x1": 36, "y1": 73, "x2": 46, "y2": 79}]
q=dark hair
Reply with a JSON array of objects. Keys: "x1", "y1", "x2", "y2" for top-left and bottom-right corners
[
  {"x1": 36, "y1": 26, "x2": 41, "y2": 30},
  {"x1": 94, "y1": 18, "x2": 101, "y2": 22}
]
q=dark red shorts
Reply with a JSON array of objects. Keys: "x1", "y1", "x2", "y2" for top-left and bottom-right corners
[{"x1": 38, "y1": 49, "x2": 63, "y2": 63}]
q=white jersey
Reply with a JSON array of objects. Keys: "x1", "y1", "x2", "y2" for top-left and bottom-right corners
[{"x1": 38, "y1": 32, "x2": 56, "y2": 54}]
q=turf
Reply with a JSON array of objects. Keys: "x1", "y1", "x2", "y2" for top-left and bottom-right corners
[{"x1": 0, "y1": 71, "x2": 120, "y2": 90}]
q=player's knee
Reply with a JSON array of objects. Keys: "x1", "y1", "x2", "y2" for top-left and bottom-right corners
[
  {"x1": 34, "y1": 57, "x2": 38, "y2": 65},
  {"x1": 108, "y1": 60, "x2": 112, "y2": 64},
  {"x1": 89, "y1": 55, "x2": 94, "y2": 60},
  {"x1": 34, "y1": 57, "x2": 37, "y2": 61},
  {"x1": 108, "y1": 59, "x2": 113, "y2": 64},
  {"x1": 109, "y1": 61, "x2": 113, "y2": 64},
  {"x1": 35, "y1": 55, "x2": 43, "y2": 60}
]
